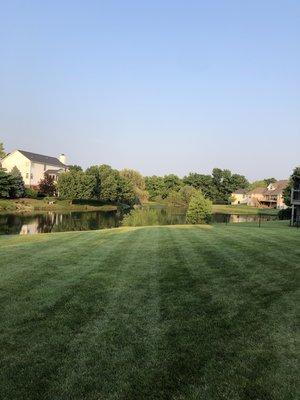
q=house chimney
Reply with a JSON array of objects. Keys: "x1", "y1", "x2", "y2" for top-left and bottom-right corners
[{"x1": 59, "y1": 153, "x2": 67, "y2": 165}]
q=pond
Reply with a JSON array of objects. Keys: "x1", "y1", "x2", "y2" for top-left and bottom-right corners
[{"x1": 0, "y1": 207, "x2": 279, "y2": 235}]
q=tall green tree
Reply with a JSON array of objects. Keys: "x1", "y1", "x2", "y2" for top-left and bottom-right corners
[
  {"x1": 68, "y1": 165, "x2": 83, "y2": 172},
  {"x1": 0, "y1": 169, "x2": 12, "y2": 198},
  {"x1": 167, "y1": 185, "x2": 198, "y2": 207},
  {"x1": 283, "y1": 167, "x2": 300, "y2": 206},
  {"x1": 9, "y1": 167, "x2": 25, "y2": 198},
  {"x1": 86, "y1": 164, "x2": 136, "y2": 204},
  {"x1": 86, "y1": 165, "x2": 101, "y2": 198},
  {"x1": 0, "y1": 167, "x2": 25, "y2": 198},
  {"x1": 57, "y1": 171, "x2": 96, "y2": 199},
  {"x1": 183, "y1": 173, "x2": 215, "y2": 198},
  {"x1": 117, "y1": 175, "x2": 136, "y2": 205},
  {"x1": 264, "y1": 178, "x2": 277, "y2": 186},
  {"x1": 98, "y1": 164, "x2": 120, "y2": 202},
  {"x1": 0, "y1": 142, "x2": 6, "y2": 159},
  {"x1": 120, "y1": 169, "x2": 149, "y2": 204},
  {"x1": 249, "y1": 178, "x2": 277, "y2": 190},
  {"x1": 145, "y1": 176, "x2": 166, "y2": 199},
  {"x1": 163, "y1": 174, "x2": 182, "y2": 197},
  {"x1": 212, "y1": 168, "x2": 248, "y2": 203}
]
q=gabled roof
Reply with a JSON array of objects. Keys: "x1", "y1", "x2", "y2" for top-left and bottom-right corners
[
  {"x1": 18, "y1": 150, "x2": 66, "y2": 167},
  {"x1": 266, "y1": 180, "x2": 288, "y2": 195},
  {"x1": 233, "y1": 189, "x2": 248, "y2": 195},
  {"x1": 248, "y1": 180, "x2": 289, "y2": 196},
  {"x1": 248, "y1": 187, "x2": 266, "y2": 195}
]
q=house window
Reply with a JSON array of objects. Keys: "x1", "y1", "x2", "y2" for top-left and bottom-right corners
[
  {"x1": 26, "y1": 173, "x2": 29, "y2": 179},
  {"x1": 30, "y1": 173, "x2": 33, "y2": 179}
]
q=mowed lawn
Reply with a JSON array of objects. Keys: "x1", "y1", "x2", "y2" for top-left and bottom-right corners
[{"x1": 0, "y1": 224, "x2": 299, "y2": 400}]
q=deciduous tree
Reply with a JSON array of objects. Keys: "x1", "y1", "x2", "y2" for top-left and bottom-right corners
[
  {"x1": 39, "y1": 174, "x2": 57, "y2": 196},
  {"x1": 120, "y1": 169, "x2": 149, "y2": 204},
  {"x1": 57, "y1": 171, "x2": 96, "y2": 199}
]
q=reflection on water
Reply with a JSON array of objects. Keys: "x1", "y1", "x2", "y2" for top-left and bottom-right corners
[
  {"x1": 211, "y1": 213, "x2": 277, "y2": 224},
  {"x1": 0, "y1": 211, "x2": 122, "y2": 235},
  {"x1": 0, "y1": 208, "x2": 278, "y2": 235}
]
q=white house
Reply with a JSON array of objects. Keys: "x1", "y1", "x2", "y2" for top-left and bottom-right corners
[{"x1": 1, "y1": 150, "x2": 68, "y2": 187}]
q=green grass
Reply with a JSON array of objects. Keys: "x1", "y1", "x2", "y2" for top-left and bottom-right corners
[
  {"x1": 0, "y1": 199, "x2": 18, "y2": 211},
  {"x1": 212, "y1": 204, "x2": 278, "y2": 215},
  {"x1": 0, "y1": 198, "x2": 117, "y2": 213},
  {"x1": 0, "y1": 224, "x2": 298, "y2": 399}
]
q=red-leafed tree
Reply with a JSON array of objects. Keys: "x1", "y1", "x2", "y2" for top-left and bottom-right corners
[{"x1": 39, "y1": 174, "x2": 56, "y2": 196}]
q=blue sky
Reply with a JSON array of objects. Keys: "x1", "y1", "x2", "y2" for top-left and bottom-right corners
[{"x1": 1, "y1": 0, "x2": 299, "y2": 180}]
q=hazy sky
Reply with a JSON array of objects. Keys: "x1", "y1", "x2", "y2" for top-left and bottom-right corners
[{"x1": 1, "y1": 0, "x2": 299, "y2": 180}]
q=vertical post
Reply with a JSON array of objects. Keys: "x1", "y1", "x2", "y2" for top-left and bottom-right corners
[{"x1": 291, "y1": 205, "x2": 295, "y2": 227}]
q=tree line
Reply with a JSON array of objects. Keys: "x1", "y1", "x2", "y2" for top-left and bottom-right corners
[
  {"x1": 145, "y1": 168, "x2": 249, "y2": 203},
  {"x1": 0, "y1": 141, "x2": 290, "y2": 207},
  {"x1": 57, "y1": 166, "x2": 252, "y2": 205},
  {"x1": 0, "y1": 160, "x2": 280, "y2": 207}
]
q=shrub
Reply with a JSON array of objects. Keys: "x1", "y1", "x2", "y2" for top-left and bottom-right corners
[
  {"x1": 122, "y1": 208, "x2": 159, "y2": 226},
  {"x1": 24, "y1": 188, "x2": 39, "y2": 199},
  {"x1": 278, "y1": 208, "x2": 291, "y2": 220},
  {"x1": 186, "y1": 192, "x2": 212, "y2": 224},
  {"x1": 0, "y1": 199, "x2": 17, "y2": 211}
]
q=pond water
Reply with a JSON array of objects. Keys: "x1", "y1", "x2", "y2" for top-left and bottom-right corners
[{"x1": 0, "y1": 208, "x2": 278, "y2": 235}]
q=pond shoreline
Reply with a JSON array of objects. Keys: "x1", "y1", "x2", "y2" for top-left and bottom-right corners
[
  {"x1": 1, "y1": 198, "x2": 279, "y2": 215},
  {"x1": 0, "y1": 208, "x2": 281, "y2": 235},
  {"x1": 0, "y1": 198, "x2": 118, "y2": 214}
]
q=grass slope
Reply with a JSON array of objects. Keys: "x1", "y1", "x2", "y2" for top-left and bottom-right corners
[
  {"x1": 0, "y1": 198, "x2": 117, "y2": 213},
  {"x1": 0, "y1": 224, "x2": 298, "y2": 400},
  {"x1": 212, "y1": 204, "x2": 278, "y2": 215}
]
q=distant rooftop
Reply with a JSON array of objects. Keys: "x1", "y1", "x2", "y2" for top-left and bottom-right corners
[
  {"x1": 18, "y1": 150, "x2": 66, "y2": 168},
  {"x1": 233, "y1": 189, "x2": 248, "y2": 194},
  {"x1": 248, "y1": 180, "x2": 289, "y2": 196}
]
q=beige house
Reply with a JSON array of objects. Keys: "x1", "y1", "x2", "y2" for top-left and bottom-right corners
[
  {"x1": 247, "y1": 187, "x2": 267, "y2": 207},
  {"x1": 231, "y1": 189, "x2": 249, "y2": 205},
  {"x1": 1, "y1": 150, "x2": 68, "y2": 188},
  {"x1": 231, "y1": 180, "x2": 289, "y2": 209},
  {"x1": 259, "y1": 180, "x2": 288, "y2": 209}
]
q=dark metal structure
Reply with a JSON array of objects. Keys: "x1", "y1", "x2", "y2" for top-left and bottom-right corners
[{"x1": 291, "y1": 176, "x2": 300, "y2": 226}]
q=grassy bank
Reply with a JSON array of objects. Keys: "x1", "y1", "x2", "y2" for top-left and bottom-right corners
[
  {"x1": 148, "y1": 202, "x2": 279, "y2": 215},
  {"x1": 0, "y1": 223, "x2": 298, "y2": 399},
  {"x1": 212, "y1": 204, "x2": 279, "y2": 215},
  {"x1": 0, "y1": 198, "x2": 117, "y2": 213}
]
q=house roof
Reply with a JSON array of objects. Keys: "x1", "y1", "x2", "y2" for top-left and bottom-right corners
[
  {"x1": 266, "y1": 180, "x2": 288, "y2": 195},
  {"x1": 18, "y1": 150, "x2": 66, "y2": 167},
  {"x1": 248, "y1": 187, "x2": 266, "y2": 195},
  {"x1": 233, "y1": 189, "x2": 247, "y2": 195},
  {"x1": 248, "y1": 180, "x2": 289, "y2": 196}
]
